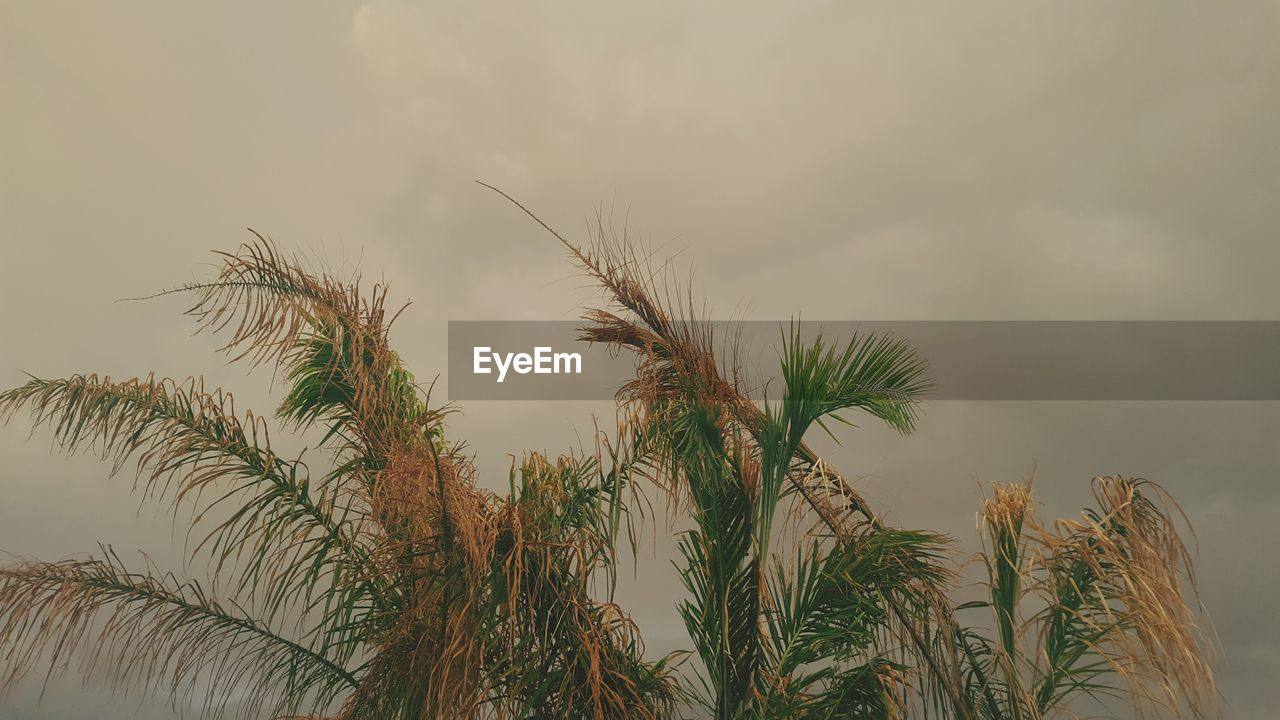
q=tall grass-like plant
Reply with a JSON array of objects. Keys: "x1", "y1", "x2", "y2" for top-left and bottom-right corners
[{"x1": 944, "y1": 476, "x2": 1217, "y2": 719}]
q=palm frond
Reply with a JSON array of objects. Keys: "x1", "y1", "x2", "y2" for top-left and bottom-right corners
[
  {"x1": 487, "y1": 453, "x2": 681, "y2": 719},
  {"x1": 479, "y1": 191, "x2": 971, "y2": 719},
  {"x1": 1030, "y1": 476, "x2": 1217, "y2": 719},
  {"x1": 759, "y1": 527, "x2": 949, "y2": 719},
  {"x1": 0, "y1": 374, "x2": 382, "y2": 631},
  {"x1": 0, "y1": 550, "x2": 356, "y2": 720},
  {"x1": 157, "y1": 234, "x2": 427, "y2": 468}
]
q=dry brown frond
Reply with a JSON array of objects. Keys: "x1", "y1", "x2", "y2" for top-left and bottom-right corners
[
  {"x1": 981, "y1": 482, "x2": 1034, "y2": 539},
  {"x1": 1034, "y1": 476, "x2": 1217, "y2": 719},
  {"x1": 159, "y1": 235, "x2": 425, "y2": 465}
]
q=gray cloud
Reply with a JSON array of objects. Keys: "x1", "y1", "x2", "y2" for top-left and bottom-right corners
[{"x1": 2, "y1": 1, "x2": 1277, "y2": 717}]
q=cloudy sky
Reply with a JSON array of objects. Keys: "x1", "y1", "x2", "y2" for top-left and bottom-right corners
[{"x1": 2, "y1": 1, "x2": 1278, "y2": 717}]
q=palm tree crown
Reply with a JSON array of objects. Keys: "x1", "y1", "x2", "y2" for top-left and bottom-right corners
[
  {"x1": 0, "y1": 210, "x2": 1218, "y2": 719},
  {"x1": 0, "y1": 236, "x2": 677, "y2": 719}
]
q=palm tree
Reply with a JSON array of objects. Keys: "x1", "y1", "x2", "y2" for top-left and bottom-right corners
[
  {"x1": 509, "y1": 207, "x2": 955, "y2": 718},
  {"x1": 1, "y1": 197, "x2": 1220, "y2": 719},
  {"x1": 0, "y1": 236, "x2": 679, "y2": 719},
  {"x1": 486, "y1": 187, "x2": 1219, "y2": 719},
  {"x1": 651, "y1": 328, "x2": 950, "y2": 719}
]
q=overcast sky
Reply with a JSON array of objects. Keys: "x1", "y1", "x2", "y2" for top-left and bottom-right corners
[{"x1": 2, "y1": 2, "x2": 1278, "y2": 717}]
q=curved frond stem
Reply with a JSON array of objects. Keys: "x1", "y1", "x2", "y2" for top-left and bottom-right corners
[
  {"x1": 0, "y1": 374, "x2": 386, "y2": 623},
  {"x1": 0, "y1": 552, "x2": 357, "y2": 720}
]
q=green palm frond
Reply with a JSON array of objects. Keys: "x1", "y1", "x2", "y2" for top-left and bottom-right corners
[
  {"x1": 618, "y1": 323, "x2": 938, "y2": 718},
  {"x1": 0, "y1": 549, "x2": 356, "y2": 720},
  {"x1": 664, "y1": 399, "x2": 762, "y2": 720},
  {"x1": 760, "y1": 524, "x2": 951, "y2": 715},
  {"x1": 774, "y1": 324, "x2": 933, "y2": 439},
  {"x1": 486, "y1": 453, "x2": 680, "y2": 718},
  {"x1": 492, "y1": 197, "x2": 947, "y2": 719},
  {"x1": 0, "y1": 374, "x2": 381, "y2": 628},
  {"x1": 156, "y1": 235, "x2": 428, "y2": 465},
  {"x1": 949, "y1": 612, "x2": 1006, "y2": 720}
]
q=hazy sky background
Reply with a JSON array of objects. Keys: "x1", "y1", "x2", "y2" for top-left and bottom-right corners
[{"x1": 2, "y1": 1, "x2": 1278, "y2": 717}]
